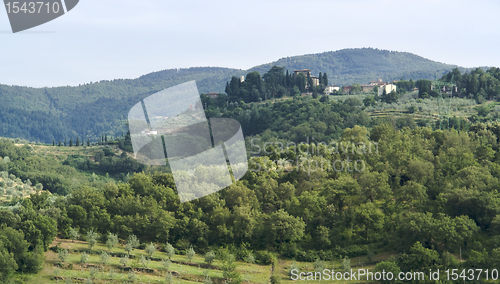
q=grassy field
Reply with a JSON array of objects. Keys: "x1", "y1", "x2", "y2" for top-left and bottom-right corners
[{"x1": 15, "y1": 238, "x2": 384, "y2": 284}]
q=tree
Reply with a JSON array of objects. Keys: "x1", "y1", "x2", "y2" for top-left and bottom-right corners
[
  {"x1": 127, "y1": 234, "x2": 140, "y2": 253},
  {"x1": 322, "y1": 73, "x2": 328, "y2": 86},
  {"x1": 341, "y1": 257, "x2": 351, "y2": 272},
  {"x1": 381, "y1": 90, "x2": 400, "y2": 104},
  {"x1": 69, "y1": 227, "x2": 80, "y2": 242},
  {"x1": 80, "y1": 252, "x2": 89, "y2": 264},
  {"x1": 186, "y1": 247, "x2": 195, "y2": 262},
  {"x1": 417, "y1": 79, "x2": 432, "y2": 97},
  {"x1": 139, "y1": 255, "x2": 149, "y2": 267},
  {"x1": 58, "y1": 249, "x2": 69, "y2": 263},
  {"x1": 165, "y1": 272, "x2": 174, "y2": 284},
  {"x1": 351, "y1": 83, "x2": 362, "y2": 94},
  {"x1": 125, "y1": 243, "x2": 133, "y2": 256},
  {"x1": 119, "y1": 254, "x2": 128, "y2": 267},
  {"x1": 264, "y1": 209, "x2": 305, "y2": 250},
  {"x1": 86, "y1": 229, "x2": 99, "y2": 251},
  {"x1": 76, "y1": 137, "x2": 80, "y2": 147},
  {"x1": 161, "y1": 258, "x2": 171, "y2": 271},
  {"x1": 205, "y1": 251, "x2": 215, "y2": 264},
  {"x1": 145, "y1": 242, "x2": 156, "y2": 259},
  {"x1": 100, "y1": 251, "x2": 110, "y2": 266},
  {"x1": 221, "y1": 254, "x2": 241, "y2": 284},
  {"x1": 296, "y1": 73, "x2": 306, "y2": 92},
  {"x1": 69, "y1": 139, "x2": 73, "y2": 147},
  {"x1": 165, "y1": 242, "x2": 175, "y2": 259},
  {"x1": 106, "y1": 233, "x2": 118, "y2": 251},
  {"x1": 306, "y1": 73, "x2": 313, "y2": 91},
  {"x1": 374, "y1": 261, "x2": 400, "y2": 284},
  {"x1": 0, "y1": 242, "x2": 17, "y2": 283}
]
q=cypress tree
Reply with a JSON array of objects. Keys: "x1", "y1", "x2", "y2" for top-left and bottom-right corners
[
  {"x1": 76, "y1": 137, "x2": 80, "y2": 147},
  {"x1": 58, "y1": 140, "x2": 61, "y2": 147},
  {"x1": 69, "y1": 139, "x2": 73, "y2": 147},
  {"x1": 52, "y1": 139, "x2": 55, "y2": 146},
  {"x1": 64, "y1": 138, "x2": 67, "y2": 146},
  {"x1": 87, "y1": 139, "x2": 90, "y2": 147}
]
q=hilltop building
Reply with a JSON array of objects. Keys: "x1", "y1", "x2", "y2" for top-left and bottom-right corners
[
  {"x1": 294, "y1": 69, "x2": 319, "y2": 86},
  {"x1": 206, "y1": 92, "x2": 219, "y2": 99}
]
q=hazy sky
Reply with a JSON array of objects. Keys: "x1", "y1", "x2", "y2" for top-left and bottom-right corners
[{"x1": 1, "y1": 0, "x2": 499, "y2": 87}]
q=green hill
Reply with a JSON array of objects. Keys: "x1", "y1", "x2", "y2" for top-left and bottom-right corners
[
  {"x1": 250, "y1": 47, "x2": 458, "y2": 85},
  {"x1": 0, "y1": 48, "x2": 470, "y2": 143}
]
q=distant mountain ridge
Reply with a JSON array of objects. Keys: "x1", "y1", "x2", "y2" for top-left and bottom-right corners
[{"x1": 0, "y1": 48, "x2": 472, "y2": 142}]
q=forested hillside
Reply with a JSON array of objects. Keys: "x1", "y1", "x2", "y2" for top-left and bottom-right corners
[
  {"x1": 0, "y1": 49, "x2": 466, "y2": 143},
  {"x1": 250, "y1": 48, "x2": 460, "y2": 86},
  {"x1": 3, "y1": 66, "x2": 500, "y2": 281},
  {"x1": 4, "y1": 120, "x2": 500, "y2": 283}
]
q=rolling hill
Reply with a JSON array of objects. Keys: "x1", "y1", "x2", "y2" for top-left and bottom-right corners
[
  {"x1": 250, "y1": 47, "x2": 459, "y2": 85},
  {"x1": 0, "y1": 48, "x2": 468, "y2": 143}
]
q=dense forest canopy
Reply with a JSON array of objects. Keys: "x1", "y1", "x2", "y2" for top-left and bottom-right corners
[{"x1": 4, "y1": 119, "x2": 500, "y2": 282}]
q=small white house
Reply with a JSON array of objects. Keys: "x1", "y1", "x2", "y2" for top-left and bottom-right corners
[
  {"x1": 378, "y1": 84, "x2": 397, "y2": 96},
  {"x1": 325, "y1": 85, "x2": 340, "y2": 94}
]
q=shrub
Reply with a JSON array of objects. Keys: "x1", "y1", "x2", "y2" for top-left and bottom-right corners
[
  {"x1": 288, "y1": 261, "x2": 299, "y2": 276},
  {"x1": 270, "y1": 274, "x2": 281, "y2": 284},
  {"x1": 341, "y1": 257, "x2": 351, "y2": 272},
  {"x1": 205, "y1": 251, "x2": 215, "y2": 264},
  {"x1": 79, "y1": 252, "x2": 89, "y2": 264},
  {"x1": 244, "y1": 252, "x2": 255, "y2": 264},
  {"x1": 314, "y1": 258, "x2": 324, "y2": 273},
  {"x1": 203, "y1": 276, "x2": 213, "y2": 284},
  {"x1": 254, "y1": 250, "x2": 275, "y2": 265}
]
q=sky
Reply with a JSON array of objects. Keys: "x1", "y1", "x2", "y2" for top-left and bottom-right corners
[{"x1": 1, "y1": 0, "x2": 499, "y2": 87}]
